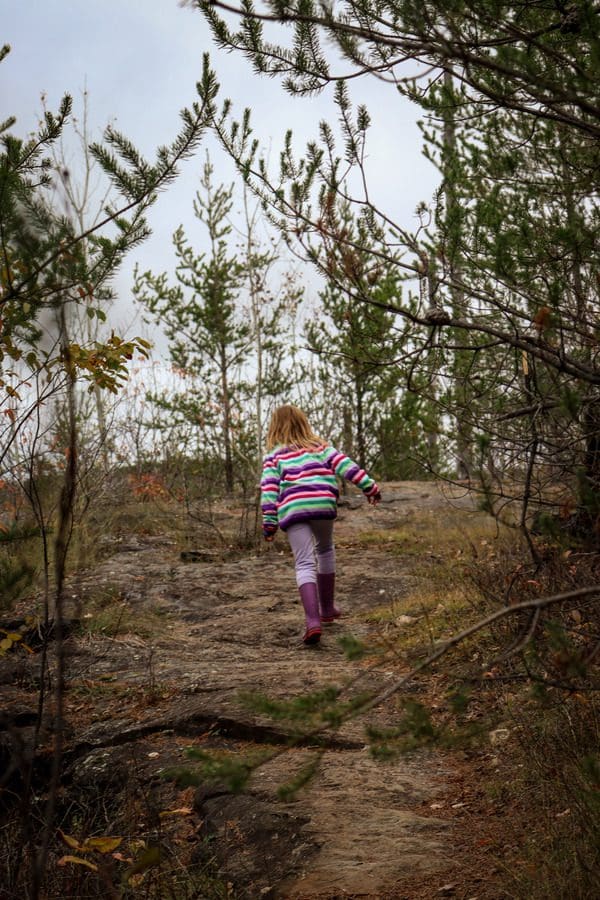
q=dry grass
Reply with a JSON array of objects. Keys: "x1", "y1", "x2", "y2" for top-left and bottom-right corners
[
  {"x1": 76, "y1": 593, "x2": 169, "y2": 640},
  {"x1": 354, "y1": 501, "x2": 600, "y2": 898},
  {"x1": 356, "y1": 506, "x2": 517, "y2": 662},
  {"x1": 358, "y1": 507, "x2": 506, "y2": 554}
]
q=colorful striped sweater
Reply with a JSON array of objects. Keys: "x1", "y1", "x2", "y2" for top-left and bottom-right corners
[{"x1": 261, "y1": 443, "x2": 380, "y2": 533}]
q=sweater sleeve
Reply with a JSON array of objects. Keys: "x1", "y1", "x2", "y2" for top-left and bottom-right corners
[
  {"x1": 325, "y1": 446, "x2": 379, "y2": 496},
  {"x1": 260, "y1": 455, "x2": 280, "y2": 533}
]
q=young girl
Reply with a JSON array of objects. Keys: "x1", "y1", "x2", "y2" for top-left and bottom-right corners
[{"x1": 261, "y1": 405, "x2": 381, "y2": 645}]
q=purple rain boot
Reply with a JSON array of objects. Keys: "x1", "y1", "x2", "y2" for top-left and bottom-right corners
[
  {"x1": 318, "y1": 572, "x2": 341, "y2": 624},
  {"x1": 299, "y1": 582, "x2": 321, "y2": 645}
]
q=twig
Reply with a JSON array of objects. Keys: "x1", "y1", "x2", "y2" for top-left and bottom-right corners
[
  {"x1": 357, "y1": 585, "x2": 600, "y2": 716},
  {"x1": 204, "y1": 584, "x2": 600, "y2": 785}
]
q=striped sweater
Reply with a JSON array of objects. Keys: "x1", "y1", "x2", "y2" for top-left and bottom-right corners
[{"x1": 261, "y1": 443, "x2": 379, "y2": 533}]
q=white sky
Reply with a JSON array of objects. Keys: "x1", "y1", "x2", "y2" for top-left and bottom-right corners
[{"x1": 3, "y1": 1, "x2": 438, "y2": 354}]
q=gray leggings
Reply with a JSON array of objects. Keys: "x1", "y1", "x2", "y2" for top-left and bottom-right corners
[{"x1": 286, "y1": 519, "x2": 336, "y2": 587}]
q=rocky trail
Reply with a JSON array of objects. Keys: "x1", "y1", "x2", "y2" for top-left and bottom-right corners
[{"x1": 2, "y1": 483, "x2": 492, "y2": 899}]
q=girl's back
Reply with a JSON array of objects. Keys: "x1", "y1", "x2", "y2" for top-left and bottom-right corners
[{"x1": 261, "y1": 405, "x2": 380, "y2": 645}]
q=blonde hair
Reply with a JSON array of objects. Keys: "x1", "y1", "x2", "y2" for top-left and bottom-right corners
[{"x1": 266, "y1": 405, "x2": 324, "y2": 451}]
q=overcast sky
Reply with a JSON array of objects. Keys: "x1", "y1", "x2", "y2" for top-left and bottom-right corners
[{"x1": 3, "y1": 1, "x2": 438, "y2": 354}]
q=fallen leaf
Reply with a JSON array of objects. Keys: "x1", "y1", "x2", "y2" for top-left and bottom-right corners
[
  {"x1": 57, "y1": 855, "x2": 98, "y2": 872},
  {"x1": 59, "y1": 830, "x2": 81, "y2": 851},
  {"x1": 159, "y1": 807, "x2": 193, "y2": 818},
  {"x1": 82, "y1": 836, "x2": 122, "y2": 853}
]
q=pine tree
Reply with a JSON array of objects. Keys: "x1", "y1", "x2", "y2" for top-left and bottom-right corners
[
  {"x1": 193, "y1": 2, "x2": 600, "y2": 540},
  {"x1": 134, "y1": 155, "x2": 250, "y2": 493},
  {"x1": 0, "y1": 46, "x2": 220, "y2": 897},
  {"x1": 418, "y1": 70, "x2": 600, "y2": 531},
  {"x1": 1, "y1": 49, "x2": 218, "y2": 470},
  {"x1": 305, "y1": 200, "x2": 408, "y2": 471},
  {"x1": 237, "y1": 185, "x2": 303, "y2": 479}
]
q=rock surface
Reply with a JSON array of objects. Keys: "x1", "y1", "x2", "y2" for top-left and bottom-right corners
[{"x1": 3, "y1": 481, "x2": 478, "y2": 898}]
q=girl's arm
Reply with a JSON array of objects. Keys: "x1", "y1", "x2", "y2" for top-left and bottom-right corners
[
  {"x1": 260, "y1": 457, "x2": 280, "y2": 538},
  {"x1": 326, "y1": 448, "x2": 381, "y2": 500}
]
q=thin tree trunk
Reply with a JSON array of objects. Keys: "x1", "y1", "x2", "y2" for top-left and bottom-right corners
[
  {"x1": 220, "y1": 344, "x2": 234, "y2": 493},
  {"x1": 355, "y1": 376, "x2": 366, "y2": 470},
  {"x1": 31, "y1": 308, "x2": 78, "y2": 898},
  {"x1": 243, "y1": 186, "x2": 264, "y2": 481},
  {"x1": 443, "y1": 70, "x2": 472, "y2": 481}
]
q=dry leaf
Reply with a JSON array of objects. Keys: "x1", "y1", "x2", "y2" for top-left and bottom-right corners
[
  {"x1": 59, "y1": 830, "x2": 81, "y2": 851},
  {"x1": 159, "y1": 807, "x2": 193, "y2": 818},
  {"x1": 82, "y1": 836, "x2": 122, "y2": 854},
  {"x1": 57, "y1": 855, "x2": 98, "y2": 872}
]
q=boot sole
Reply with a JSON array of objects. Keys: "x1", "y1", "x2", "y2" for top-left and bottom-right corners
[{"x1": 303, "y1": 628, "x2": 322, "y2": 644}]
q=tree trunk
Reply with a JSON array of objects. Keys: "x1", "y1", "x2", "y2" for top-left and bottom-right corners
[
  {"x1": 355, "y1": 378, "x2": 366, "y2": 470},
  {"x1": 220, "y1": 345, "x2": 234, "y2": 493},
  {"x1": 443, "y1": 70, "x2": 472, "y2": 481},
  {"x1": 583, "y1": 397, "x2": 600, "y2": 512}
]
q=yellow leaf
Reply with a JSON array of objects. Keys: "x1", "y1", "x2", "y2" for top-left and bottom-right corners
[
  {"x1": 59, "y1": 830, "x2": 82, "y2": 851},
  {"x1": 82, "y1": 836, "x2": 123, "y2": 854},
  {"x1": 57, "y1": 855, "x2": 98, "y2": 872},
  {"x1": 0, "y1": 638, "x2": 12, "y2": 651}
]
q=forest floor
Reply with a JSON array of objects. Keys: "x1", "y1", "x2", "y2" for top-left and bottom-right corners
[{"x1": 2, "y1": 483, "x2": 537, "y2": 899}]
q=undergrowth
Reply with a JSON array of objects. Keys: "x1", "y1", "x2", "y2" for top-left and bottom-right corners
[{"x1": 356, "y1": 505, "x2": 600, "y2": 897}]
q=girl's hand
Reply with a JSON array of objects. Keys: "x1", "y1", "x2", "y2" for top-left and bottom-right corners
[
  {"x1": 368, "y1": 491, "x2": 382, "y2": 506},
  {"x1": 263, "y1": 524, "x2": 277, "y2": 541}
]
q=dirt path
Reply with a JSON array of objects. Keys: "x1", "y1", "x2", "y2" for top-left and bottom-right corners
[{"x1": 3, "y1": 482, "x2": 479, "y2": 898}]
